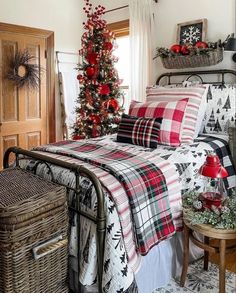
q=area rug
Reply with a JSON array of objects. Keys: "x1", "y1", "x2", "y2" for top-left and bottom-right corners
[{"x1": 153, "y1": 259, "x2": 236, "y2": 293}]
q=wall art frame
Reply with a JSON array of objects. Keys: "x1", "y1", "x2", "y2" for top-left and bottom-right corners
[{"x1": 177, "y1": 18, "x2": 208, "y2": 46}]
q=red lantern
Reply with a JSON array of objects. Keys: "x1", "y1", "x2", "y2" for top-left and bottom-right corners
[
  {"x1": 86, "y1": 66, "x2": 95, "y2": 78},
  {"x1": 170, "y1": 44, "x2": 182, "y2": 54},
  {"x1": 87, "y1": 53, "x2": 98, "y2": 65},
  {"x1": 103, "y1": 42, "x2": 113, "y2": 51},
  {"x1": 99, "y1": 84, "x2": 110, "y2": 95},
  {"x1": 180, "y1": 45, "x2": 190, "y2": 55},
  {"x1": 199, "y1": 154, "x2": 228, "y2": 208},
  {"x1": 88, "y1": 114, "x2": 101, "y2": 124},
  {"x1": 195, "y1": 41, "x2": 208, "y2": 49}
]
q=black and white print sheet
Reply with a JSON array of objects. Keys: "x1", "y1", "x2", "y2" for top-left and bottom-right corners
[
  {"x1": 26, "y1": 133, "x2": 236, "y2": 293},
  {"x1": 202, "y1": 84, "x2": 236, "y2": 134}
]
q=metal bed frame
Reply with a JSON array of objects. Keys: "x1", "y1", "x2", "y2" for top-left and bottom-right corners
[
  {"x1": 3, "y1": 68, "x2": 236, "y2": 293},
  {"x1": 156, "y1": 68, "x2": 236, "y2": 85}
]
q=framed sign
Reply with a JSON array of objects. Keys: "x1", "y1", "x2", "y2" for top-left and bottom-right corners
[{"x1": 177, "y1": 19, "x2": 207, "y2": 46}]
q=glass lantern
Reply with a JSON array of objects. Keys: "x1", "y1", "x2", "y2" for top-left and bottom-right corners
[{"x1": 199, "y1": 154, "x2": 228, "y2": 208}]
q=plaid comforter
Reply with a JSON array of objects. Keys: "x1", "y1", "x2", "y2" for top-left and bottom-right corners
[{"x1": 35, "y1": 141, "x2": 176, "y2": 255}]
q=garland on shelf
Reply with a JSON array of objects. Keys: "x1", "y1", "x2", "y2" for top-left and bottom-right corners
[
  {"x1": 154, "y1": 40, "x2": 223, "y2": 59},
  {"x1": 182, "y1": 189, "x2": 236, "y2": 229},
  {"x1": 6, "y1": 50, "x2": 41, "y2": 89}
]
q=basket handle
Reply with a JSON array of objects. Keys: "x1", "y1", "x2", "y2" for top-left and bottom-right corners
[{"x1": 32, "y1": 235, "x2": 67, "y2": 260}]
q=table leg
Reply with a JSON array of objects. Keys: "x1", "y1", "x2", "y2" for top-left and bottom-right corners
[
  {"x1": 219, "y1": 239, "x2": 226, "y2": 293},
  {"x1": 180, "y1": 223, "x2": 190, "y2": 287},
  {"x1": 204, "y1": 236, "x2": 209, "y2": 271}
]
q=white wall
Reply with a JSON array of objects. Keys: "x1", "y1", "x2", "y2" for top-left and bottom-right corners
[
  {"x1": 0, "y1": 0, "x2": 84, "y2": 139},
  {"x1": 0, "y1": 0, "x2": 83, "y2": 51},
  {"x1": 93, "y1": 0, "x2": 236, "y2": 83}
]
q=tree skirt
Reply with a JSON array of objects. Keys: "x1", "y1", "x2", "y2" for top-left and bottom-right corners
[{"x1": 153, "y1": 259, "x2": 236, "y2": 293}]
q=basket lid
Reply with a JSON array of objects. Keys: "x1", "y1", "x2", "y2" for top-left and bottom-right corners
[{"x1": 0, "y1": 168, "x2": 65, "y2": 209}]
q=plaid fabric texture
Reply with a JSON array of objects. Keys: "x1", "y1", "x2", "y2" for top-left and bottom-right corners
[
  {"x1": 129, "y1": 99, "x2": 188, "y2": 146},
  {"x1": 146, "y1": 86, "x2": 206, "y2": 144},
  {"x1": 117, "y1": 114, "x2": 162, "y2": 148},
  {"x1": 35, "y1": 141, "x2": 175, "y2": 255}
]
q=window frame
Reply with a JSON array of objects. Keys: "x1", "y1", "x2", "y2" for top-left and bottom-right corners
[{"x1": 107, "y1": 20, "x2": 129, "y2": 38}]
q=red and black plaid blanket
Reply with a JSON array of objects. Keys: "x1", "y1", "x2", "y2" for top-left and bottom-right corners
[{"x1": 34, "y1": 141, "x2": 175, "y2": 255}]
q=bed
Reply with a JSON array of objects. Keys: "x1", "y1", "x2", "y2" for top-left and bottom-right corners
[{"x1": 3, "y1": 69, "x2": 236, "y2": 293}]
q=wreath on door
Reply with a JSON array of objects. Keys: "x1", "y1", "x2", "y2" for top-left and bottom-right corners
[{"x1": 6, "y1": 50, "x2": 41, "y2": 89}]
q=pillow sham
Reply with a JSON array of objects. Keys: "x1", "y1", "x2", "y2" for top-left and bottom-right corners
[
  {"x1": 146, "y1": 86, "x2": 207, "y2": 144},
  {"x1": 129, "y1": 98, "x2": 188, "y2": 146},
  {"x1": 201, "y1": 84, "x2": 236, "y2": 134},
  {"x1": 117, "y1": 114, "x2": 162, "y2": 148}
]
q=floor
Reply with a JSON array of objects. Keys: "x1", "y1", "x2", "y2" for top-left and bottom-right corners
[{"x1": 209, "y1": 239, "x2": 236, "y2": 273}]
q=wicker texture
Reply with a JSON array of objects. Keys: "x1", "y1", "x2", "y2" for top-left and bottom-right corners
[
  {"x1": 0, "y1": 168, "x2": 69, "y2": 293},
  {"x1": 161, "y1": 47, "x2": 223, "y2": 69}
]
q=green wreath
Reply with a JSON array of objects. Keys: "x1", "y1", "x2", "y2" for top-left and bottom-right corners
[{"x1": 6, "y1": 50, "x2": 41, "y2": 89}]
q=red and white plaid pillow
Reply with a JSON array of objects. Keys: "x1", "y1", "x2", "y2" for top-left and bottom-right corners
[
  {"x1": 117, "y1": 114, "x2": 162, "y2": 148},
  {"x1": 129, "y1": 98, "x2": 188, "y2": 146},
  {"x1": 146, "y1": 86, "x2": 207, "y2": 144}
]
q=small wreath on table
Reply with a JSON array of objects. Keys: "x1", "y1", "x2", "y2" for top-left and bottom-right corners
[
  {"x1": 6, "y1": 50, "x2": 41, "y2": 89},
  {"x1": 182, "y1": 188, "x2": 236, "y2": 229}
]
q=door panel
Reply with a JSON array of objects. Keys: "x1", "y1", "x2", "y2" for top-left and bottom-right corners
[{"x1": 0, "y1": 30, "x2": 48, "y2": 169}]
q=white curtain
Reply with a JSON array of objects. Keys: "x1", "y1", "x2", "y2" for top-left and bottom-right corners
[{"x1": 129, "y1": 0, "x2": 157, "y2": 102}]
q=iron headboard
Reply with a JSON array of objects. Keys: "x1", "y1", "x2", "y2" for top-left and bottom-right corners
[{"x1": 156, "y1": 69, "x2": 236, "y2": 85}]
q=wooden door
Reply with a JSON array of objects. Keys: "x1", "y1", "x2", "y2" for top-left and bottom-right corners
[{"x1": 0, "y1": 23, "x2": 55, "y2": 168}]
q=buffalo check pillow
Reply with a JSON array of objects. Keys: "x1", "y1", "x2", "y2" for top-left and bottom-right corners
[
  {"x1": 117, "y1": 114, "x2": 162, "y2": 148},
  {"x1": 146, "y1": 86, "x2": 207, "y2": 144},
  {"x1": 129, "y1": 98, "x2": 188, "y2": 146}
]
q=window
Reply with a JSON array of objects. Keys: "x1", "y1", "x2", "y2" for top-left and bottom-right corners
[{"x1": 107, "y1": 20, "x2": 130, "y2": 112}]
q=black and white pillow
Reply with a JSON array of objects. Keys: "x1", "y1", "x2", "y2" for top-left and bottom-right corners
[{"x1": 117, "y1": 114, "x2": 162, "y2": 148}]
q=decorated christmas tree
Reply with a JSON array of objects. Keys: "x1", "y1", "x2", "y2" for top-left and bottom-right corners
[{"x1": 72, "y1": 0, "x2": 124, "y2": 140}]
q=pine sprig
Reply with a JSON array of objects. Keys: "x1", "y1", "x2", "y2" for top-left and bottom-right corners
[{"x1": 183, "y1": 189, "x2": 236, "y2": 229}]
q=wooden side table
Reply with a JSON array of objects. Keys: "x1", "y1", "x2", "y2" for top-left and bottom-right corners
[{"x1": 180, "y1": 220, "x2": 236, "y2": 293}]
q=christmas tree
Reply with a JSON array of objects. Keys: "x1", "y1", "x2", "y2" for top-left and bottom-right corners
[{"x1": 72, "y1": 0, "x2": 124, "y2": 139}]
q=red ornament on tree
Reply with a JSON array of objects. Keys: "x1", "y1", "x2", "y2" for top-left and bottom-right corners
[
  {"x1": 87, "y1": 52, "x2": 98, "y2": 64},
  {"x1": 86, "y1": 66, "x2": 95, "y2": 78},
  {"x1": 99, "y1": 84, "x2": 110, "y2": 95},
  {"x1": 88, "y1": 114, "x2": 101, "y2": 124},
  {"x1": 195, "y1": 41, "x2": 208, "y2": 49},
  {"x1": 103, "y1": 41, "x2": 113, "y2": 51},
  {"x1": 107, "y1": 98, "x2": 119, "y2": 111},
  {"x1": 180, "y1": 45, "x2": 190, "y2": 55},
  {"x1": 170, "y1": 44, "x2": 182, "y2": 54}
]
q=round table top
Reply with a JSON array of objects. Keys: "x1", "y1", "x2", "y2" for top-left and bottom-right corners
[{"x1": 184, "y1": 219, "x2": 236, "y2": 240}]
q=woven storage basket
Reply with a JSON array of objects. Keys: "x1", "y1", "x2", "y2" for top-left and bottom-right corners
[
  {"x1": 0, "y1": 168, "x2": 69, "y2": 293},
  {"x1": 161, "y1": 46, "x2": 223, "y2": 69}
]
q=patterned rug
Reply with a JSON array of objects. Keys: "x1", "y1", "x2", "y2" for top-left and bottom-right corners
[{"x1": 153, "y1": 259, "x2": 236, "y2": 293}]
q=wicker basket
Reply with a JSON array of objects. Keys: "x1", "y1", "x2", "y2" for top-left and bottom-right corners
[
  {"x1": 161, "y1": 46, "x2": 223, "y2": 69},
  {"x1": 0, "y1": 168, "x2": 69, "y2": 293}
]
